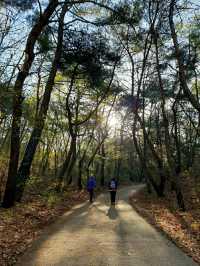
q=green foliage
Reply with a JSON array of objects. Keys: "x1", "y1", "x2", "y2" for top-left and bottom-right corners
[
  {"x1": 100, "y1": 0, "x2": 143, "y2": 26},
  {"x1": 22, "y1": 96, "x2": 37, "y2": 126},
  {"x1": 26, "y1": 175, "x2": 42, "y2": 188},
  {"x1": 190, "y1": 20, "x2": 200, "y2": 51},
  {"x1": 144, "y1": 79, "x2": 175, "y2": 102},
  {"x1": 4, "y1": 0, "x2": 37, "y2": 10},
  {"x1": 0, "y1": 83, "x2": 14, "y2": 116},
  {"x1": 61, "y1": 30, "x2": 120, "y2": 88},
  {"x1": 38, "y1": 31, "x2": 52, "y2": 54},
  {"x1": 119, "y1": 94, "x2": 142, "y2": 110},
  {"x1": 43, "y1": 191, "x2": 62, "y2": 207},
  {"x1": 191, "y1": 80, "x2": 200, "y2": 95}
]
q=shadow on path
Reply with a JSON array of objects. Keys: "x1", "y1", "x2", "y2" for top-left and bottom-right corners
[{"x1": 106, "y1": 205, "x2": 118, "y2": 220}]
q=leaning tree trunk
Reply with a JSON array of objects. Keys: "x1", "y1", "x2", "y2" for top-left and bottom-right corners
[
  {"x1": 2, "y1": 0, "x2": 59, "y2": 208},
  {"x1": 14, "y1": 4, "x2": 69, "y2": 202}
]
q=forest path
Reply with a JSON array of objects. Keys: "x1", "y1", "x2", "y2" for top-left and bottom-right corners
[{"x1": 17, "y1": 185, "x2": 197, "y2": 266}]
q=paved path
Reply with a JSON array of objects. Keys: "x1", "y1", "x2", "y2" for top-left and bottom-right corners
[{"x1": 18, "y1": 185, "x2": 198, "y2": 266}]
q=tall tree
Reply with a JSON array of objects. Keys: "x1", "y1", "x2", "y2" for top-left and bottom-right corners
[
  {"x1": 14, "y1": 3, "x2": 70, "y2": 202},
  {"x1": 2, "y1": 0, "x2": 60, "y2": 207}
]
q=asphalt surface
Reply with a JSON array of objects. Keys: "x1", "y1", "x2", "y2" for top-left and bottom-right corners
[{"x1": 17, "y1": 185, "x2": 198, "y2": 266}]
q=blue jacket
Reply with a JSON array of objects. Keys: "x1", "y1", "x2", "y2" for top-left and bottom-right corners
[{"x1": 87, "y1": 177, "x2": 96, "y2": 190}]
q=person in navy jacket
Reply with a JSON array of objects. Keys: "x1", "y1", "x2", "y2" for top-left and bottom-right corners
[{"x1": 87, "y1": 176, "x2": 96, "y2": 203}]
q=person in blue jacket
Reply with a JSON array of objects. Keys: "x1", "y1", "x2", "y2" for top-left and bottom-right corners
[{"x1": 87, "y1": 176, "x2": 96, "y2": 203}]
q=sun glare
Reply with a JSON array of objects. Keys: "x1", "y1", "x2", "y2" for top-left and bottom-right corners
[{"x1": 108, "y1": 112, "x2": 121, "y2": 131}]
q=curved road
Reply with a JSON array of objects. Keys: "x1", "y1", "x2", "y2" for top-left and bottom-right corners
[{"x1": 18, "y1": 185, "x2": 198, "y2": 266}]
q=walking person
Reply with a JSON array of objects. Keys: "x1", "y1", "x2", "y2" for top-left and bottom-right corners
[
  {"x1": 108, "y1": 177, "x2": 118, "y2": 205},
  {"x1": 87, "y1": 176, "x2": 96, "y2": 203}
]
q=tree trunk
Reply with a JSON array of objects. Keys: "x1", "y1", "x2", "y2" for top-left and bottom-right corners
[
  {"x1": 172, "y1": 104, "x2": 181, "y2": 174},
  {"x1": 56, "y1": 136, "x2": 74, "y2": 192},
  {"x1": 132, "y1": 130, "x2": 162, "y2": 197},
  {"x1": 78, "y1": 159, "x2": 83, "y2": 190},
  {"x1": 2, "y1": 0, "x2": 59, "y2": 208},
  {"x1": 137, "y1": 113, "x2": 166, "y2": 196},
  {"x1": 77, "y1": 132, "x2": 94, "y2": 190},
  {"x1": 87, "y1": 136, "x2": 107, "y2": 179},
  {"x1": 14, "y1": 4, "x2": 69, "y2": 202},
  {"x1": 66, "y1": 136, "x2": 77, "y2": 185}
]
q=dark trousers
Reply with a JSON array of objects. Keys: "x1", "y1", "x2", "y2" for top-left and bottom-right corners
[
  {"x1": 89, "y1": 189, "x2": 94, "y2": 202},
  {"x1": 110, "y1": 191, "x2": 116, "y2": 204}
]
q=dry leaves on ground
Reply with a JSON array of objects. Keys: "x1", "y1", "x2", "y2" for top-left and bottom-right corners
[
  {"x1": 130, "y1": 186, "x2": 200, "y2": 265},
  {"x1": 0, "y1": 189, "x2": 88, "y2": 266}
]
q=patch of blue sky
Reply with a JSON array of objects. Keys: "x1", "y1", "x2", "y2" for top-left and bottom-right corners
[{"x1": 0, "y1": 5, "x2": 30, "y2": 80}]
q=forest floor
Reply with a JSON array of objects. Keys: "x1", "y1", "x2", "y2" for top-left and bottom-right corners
[
  {"x1": 16, "y1": 185, "x2": 197, "y2": 266},
  {"x1": 130, "y1": 176, "x2": 200, "y2": 265},
  {"x1": 0, "y1": 177, "x2": 89, "y2": 266}
]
